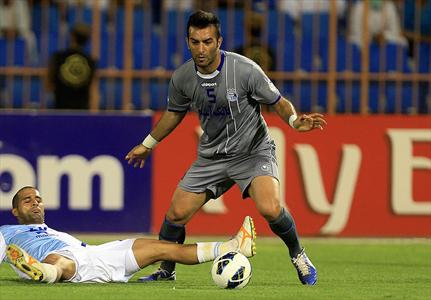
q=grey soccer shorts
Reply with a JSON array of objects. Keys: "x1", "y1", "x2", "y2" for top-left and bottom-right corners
[{"x1": 178, "y1": 145, "x2": 279, "y2": 199}]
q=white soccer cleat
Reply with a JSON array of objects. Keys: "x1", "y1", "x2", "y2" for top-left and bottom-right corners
[
  {"x1": 233, "y1": 216, "x2": 256, "y2": 258},
  {"x1": 6, "y1": 244, "x2": 45, "y2": 281}
]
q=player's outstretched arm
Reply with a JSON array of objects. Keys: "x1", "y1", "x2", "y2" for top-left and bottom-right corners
[
  {"x1": 273, "y1": 97, "x2": 327, "y2": 132},
  {"x1": 125, "y1": 111, "x2": 186, "y2": 168},
  {"x1": 0, "y1": 233, "x2": 6, "y2": 264}
]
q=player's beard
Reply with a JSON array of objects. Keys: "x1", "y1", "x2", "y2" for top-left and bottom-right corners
[
  {"x1": 18, "y1": 209, "x2": 45, "y2": 224},
  {"x1": 194, "y1": 49, "x2": 218, "y2": 73}
]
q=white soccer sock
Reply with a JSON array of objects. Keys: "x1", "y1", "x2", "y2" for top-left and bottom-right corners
[
  {"x1": 196, "y1": 239, "x2": 239, "y2": 263},
  {"x1": 40, "y1": 263, "x2": 58, "y2": 284},
  {"x1": 196, "y1": 242, "x2": 219, "y2": 263}
]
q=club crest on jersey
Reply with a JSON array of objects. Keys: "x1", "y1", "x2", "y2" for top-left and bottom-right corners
[{"x1": 226, "y1": 88, "x2": 238, "y2": 102}]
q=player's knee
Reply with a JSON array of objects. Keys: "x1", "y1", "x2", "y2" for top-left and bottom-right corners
[
  {"x1": 166, "y1": 207, "x2": 190, "y2": 223},
  {"x1": 256, "y1": 200, "x2": 281, "y2": 221}
]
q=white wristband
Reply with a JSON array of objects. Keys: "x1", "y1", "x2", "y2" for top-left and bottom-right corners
[
  {"x1": 288, "y1": 114, "x2": 298, "y2": 129},
  {"x1": 141, "y1": 134, "x2": 159, "y2": 149}
]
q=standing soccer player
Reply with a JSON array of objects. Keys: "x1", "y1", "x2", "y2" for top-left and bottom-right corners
[{"x1": 126, "y1": 10, "x2": 326, "y2": 285}]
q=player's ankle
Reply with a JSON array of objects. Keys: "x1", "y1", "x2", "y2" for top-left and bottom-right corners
[{"x1": 219, "y1": 238, "x2": 239, "y2": 254}]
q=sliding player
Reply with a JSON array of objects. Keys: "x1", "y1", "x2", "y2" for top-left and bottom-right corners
[{"x1": 0, "y1": 186, "x2": 256, "y2": 283}]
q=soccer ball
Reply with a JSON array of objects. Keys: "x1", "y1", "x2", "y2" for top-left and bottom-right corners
[{"x1": 211, "y1": 251, "x2": 252, "y2": 289}]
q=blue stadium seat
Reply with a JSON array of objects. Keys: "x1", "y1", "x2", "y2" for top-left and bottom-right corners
[
  {"x1": 149, "y1": 80, "x2": 169, "y2": 110},
  {"x1": 385, "y1": 82, "x2": 413, "y2": 114},
  {"x1": 46, "y1": 32, "x2": 60, "y2": 56},
  {"x1": 368, "y1": 81, "x2": 379, "y2": 113},
  {"x1": 277, "y1": 35, "x2": 295, "y2": 71},
  {"x1": 134, "y1": 34, "x2": 162, "y2": 69},
  {"x1": 30, "y1": 77, "x2": 42, "y2": 107},
  {"x1": 107, "y1": 6, "x2": 148, "y2": 36},
  {"x1": 0, "y1": 38, "x2": 26, "y2": 66},
  {"x1": 279, "y1": 81, "x2": 294, "y2": 101},
  {"x1": 336, "y1": 81, "x2": 361, "y2": 113},
  {"x1": 132, "y1": 78, "x2": 142, "y2": 109},
  {"x1": 31, "y1": 3, "x2": 42, "y2": 34},
  {"x1": 131, "y1": 79, "x2": 169, "y2": 110},
  {"x1": 267, "y1": 10, "x2": 295, "y2": 52},
  {"x1": 385, "y1": 43, "x2": 411, "y2": 73},
  {"x1": 419, "y1": 43, "x2": 430, "y2": 73},
  {"x1": 133, "y1": 8, "x2": 145, "y2": 35},
  {"x1": 32, "y1": 4, "x2": 61, "y2": 34},
  {"x1": 296, "y1": 37, "x2": 329, "y2": 72},
  {"x1": 299, "y1": 38, "x2": 313, "y2": 71},
  {"x1": 319, "y1": 36, "x2": 357, "y2": 72},
  {"x1": 317, "y1": 81, "x2": 328, "y2": 111},
  {"x1": 12, "y1": 77, "x2": 24, "y2": 108},
  {"x1": 67, "y1": 6, "x2": 93, "y2": 27},
  {"x1": 98, "y1": 78, "x2": 107, "y2": 109},
  {"x1": 217, "y1": 9, "x2": 245, "y2": 50},
  {"x1": 297, "y1": 81, "x2": 328, "y2": 112},
  {"x1": 368, "y1": 42, "x2": 411, "y2": 73},
  {"x1": 0, "y1": 39, "x2": 6, "y2": 66},
  {"x1": 165, "y1": 10, "x2": 192, "y2": 37},
  {"x1": 300, "y1": 13, "x2": 329, "y2": 38},
  {"x1": 99, "y1": 31, "x2": 124, "y2": 69},
  {"x1": 98, "y1": 78, "x2": 123, "y2": 110}
]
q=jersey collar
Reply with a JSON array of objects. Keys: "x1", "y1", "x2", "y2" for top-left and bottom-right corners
[{"x1": 196, "y1": 51, "x2": 225, "y2": 79}]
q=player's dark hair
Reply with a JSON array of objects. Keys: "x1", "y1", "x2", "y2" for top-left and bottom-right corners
[
  {"x1": 12, "y1": 186, "x2": 35, "y2": 208},
  {"x1": 71, "y1": 23, "x2": 91, "y2": 47},
  {"x1": 187, "y1": 10, "x2": 221, "y2": 39}
]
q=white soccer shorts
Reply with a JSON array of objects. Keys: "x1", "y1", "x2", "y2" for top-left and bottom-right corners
[{"x1": 52, "y1": 239, "x2": 140, "y2": 283}]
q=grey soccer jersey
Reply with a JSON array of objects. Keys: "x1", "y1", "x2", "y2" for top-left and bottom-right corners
[{"x1": 167, "y1": 51, "x2": 281, "y2": 158}]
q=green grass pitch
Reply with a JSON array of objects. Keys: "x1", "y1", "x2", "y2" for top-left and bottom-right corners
[{"x1": 1, "y1": 236, "x2": 430, "y2": 300}]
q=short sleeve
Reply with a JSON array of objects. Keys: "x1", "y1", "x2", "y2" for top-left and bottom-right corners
[
  {"x1": 0, "y1": 232, "x2": 5, "y2": 263},
  {"x1": 166, "y1": 76, "x2": 191, "y2": 112},
  {"x1": 248, "y1": 64, "x2": 281, "y2": 105}
]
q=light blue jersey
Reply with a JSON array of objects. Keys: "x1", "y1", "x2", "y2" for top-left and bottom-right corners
[{"x1": 0, "y1": 224, "x2": 86, "y2": 263}]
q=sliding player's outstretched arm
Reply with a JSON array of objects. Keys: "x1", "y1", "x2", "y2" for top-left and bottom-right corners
[
  {"x1": 125, "y1": 111, "x2": 186, "y2": 168},
  {"x1": 0, "y1": 232, "x2": 6, "y2": 266},
  {"x1": 273, "y1": 97, "x2": 327, "y2": 132}
]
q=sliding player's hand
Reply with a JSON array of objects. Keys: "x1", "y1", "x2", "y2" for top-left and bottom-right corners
[
  {"x1": 125, "y1": 144, "x2": 152, "y2": 168},
  {"x1": 294, "y1": 113, "x2": 327, "y2": 132}
]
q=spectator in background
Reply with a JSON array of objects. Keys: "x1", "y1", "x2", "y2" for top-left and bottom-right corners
[
  {"x1": 46, "y1": 23, "x2": 97, "y2": 110},
  {"x1": 404, "y1": 0, "x2": 431, "y2": 36},
  {"x1": 403, "y1": 0, "x2": 431, "y2": 57},
  {"x1": 164, "y1": 0, "x2": 194, "y2": 11},
  {"x1": 277, "y1": 0, "x2": 347, "y2": 20},
  {"x1": 0, "y1": 0, "x2": 38, "y2": 65},
  {"x1": 235, "y1": 12, "x2": 275, "y2": 71},
  {"x1": 403, "y1": 0, "x2": 431, "y2": 114},
  {"x1": 152, "y1": 0, "x2": 194, "y2": 27},
  {"x1": 349, "y1": 0, "x2": 407, "y2": 48},
  {"x1": 61, "y1": 0, "x2": 110, "y2": 23}
]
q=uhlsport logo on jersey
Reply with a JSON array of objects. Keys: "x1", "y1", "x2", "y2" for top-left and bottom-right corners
[{"x1": 201, "y1": 82, "x2": 217, "y2": 87}]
